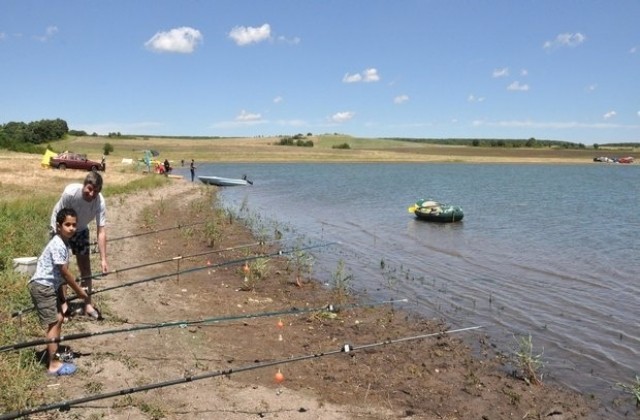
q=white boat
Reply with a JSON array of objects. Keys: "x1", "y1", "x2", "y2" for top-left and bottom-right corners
[{"x1": 198, "y1": 175, "x2": 252, "y2": 187}]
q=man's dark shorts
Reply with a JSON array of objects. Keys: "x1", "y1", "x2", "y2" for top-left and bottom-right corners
[{"x1": 69, "y1": 228, "x2": 90, "y2": 256}]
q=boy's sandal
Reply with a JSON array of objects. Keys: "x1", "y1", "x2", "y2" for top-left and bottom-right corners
[{"x1": 48, "y1": 362, "x2": 77, "y2": 376}]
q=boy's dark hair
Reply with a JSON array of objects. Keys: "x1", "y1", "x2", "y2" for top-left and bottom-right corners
[
  {"x1": 84, "y1": 171, "x2": 103, "y2": 191},
  {"x1": 56, "y1": 208, "x2": 77, "y2": 226}
]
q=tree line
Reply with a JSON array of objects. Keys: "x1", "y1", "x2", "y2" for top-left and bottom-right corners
[
  {"x1": 384, "y1": 137, "x2": 640, "y2": 149},
  {"x1": 0, "y1": 118, "x2": 69, "y2": 153}
]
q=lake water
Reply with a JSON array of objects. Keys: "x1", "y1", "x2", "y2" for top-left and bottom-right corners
[{"x1": 178, "y1": 162, "x2": 639, "y2": 415}]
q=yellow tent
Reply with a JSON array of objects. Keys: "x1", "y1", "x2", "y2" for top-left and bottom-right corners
[{"x1": 41, "y1": 150, "x2": 57, "y2": 168}]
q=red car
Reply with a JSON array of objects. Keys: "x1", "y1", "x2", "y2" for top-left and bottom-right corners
[{"x1": 50, "y1": 152, "x2": 105, "y2": 171}]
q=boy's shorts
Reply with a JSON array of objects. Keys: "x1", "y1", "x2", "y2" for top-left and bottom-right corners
[
  {"x1": 69, "y1": 228, "x2": 90, "y2": 256},
  {"x1": 29, "y1": 282, "x2": 60, "y2": 326}
]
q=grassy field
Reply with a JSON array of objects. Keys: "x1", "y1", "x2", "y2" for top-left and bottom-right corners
[{"x1": 41, "y1": 134, "x2": 637, "y2": 167}]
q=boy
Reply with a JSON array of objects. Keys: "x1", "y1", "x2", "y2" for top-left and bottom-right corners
[{"x1": 29, "y1": 208, "x2": 90, "y2": 376}]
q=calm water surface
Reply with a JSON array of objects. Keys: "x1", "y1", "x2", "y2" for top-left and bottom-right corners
[{"x1": 181, "y1": 162, "x2": 639, "y2": 415}]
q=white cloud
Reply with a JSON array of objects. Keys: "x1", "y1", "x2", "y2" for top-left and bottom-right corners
[
  {"x1": 543, "y1": 32, "x2": 586, "y2": 50},
  {"x1": 362, "y1": 68, "x2": 380, "y2": 82},
  {"x1": 492, "y1": 67, "x2": 509, "y2": 78},
  {"x1": 343, "y1": 73, "x2": 362, "y2": 83},
  {"x1": 236, "y1": 110, "x2": 262, "y2": 122},
  {"x1": 343, "y1": 68, "x2": 380, "y2": 83},
  {"x1": 586, "y1": 84, "x2": 597, "y2": 92},
  {"x1": 394, "y1": 94, "x2": 409, "y2": 104},
  {"x1": 520, "y1": 69, "x2": 528, "y2": 76},
  {"x1": 275, "y1": 119, "x2": 306, "y2": 126},
  {"x1": 330, "y1": 111, "x2": 355, "y2": 123},
  {"x1": 603, "y1": 111, "x2": 616, "y2": 119},
  {"x1": 273, "y1": 96, "x2": 283, "y2": 104},
  {"x1": 34, "y1": 25, "x2": 58, "y2": 42},
  {"x1": 507, "y1": 81, "x2": 529, "y2": 91},
  {"x1": 228, "y1": 24, "x2": 271, "y2": 46},
  {"x1": 630, "y1": 46, "x2": 638, "y2": 54},
  {"x1": 277, "y1": 35, "x2": 301, "y2": 45},
  {"x1": 0, "y1": 32, "x2": 6, "y2": 41},
  {"x1": 145, "y1": 27, "x2": 203, "y2": 53},
  {"x1": 74, "y1": 121, "x2": 164, "y2": 135},
  {"x1": 637, "y1": 111, "x2": 640, "y2": 117},
  {"x1": 467, "y1": 94, "x2": 485, "y2": 102}
]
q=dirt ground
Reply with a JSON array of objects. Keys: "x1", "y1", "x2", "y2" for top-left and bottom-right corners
[{"x1": 25, "y1": 178, "x2": 603, "y2": 420}]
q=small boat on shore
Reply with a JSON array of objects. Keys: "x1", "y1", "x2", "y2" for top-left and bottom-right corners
[
  {"x1": 408, "y1": 199, "x2": 464, "y2": 223},
  {"x1": 198, "y1": 175, "x2": 253, "y2": 187}
]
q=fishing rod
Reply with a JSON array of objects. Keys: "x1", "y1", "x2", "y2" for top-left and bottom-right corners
[
  {"x1": 81, "y1": 242, "x2": 335, "y2": 299},
  {"x1": 9, "y1": 239, "x2": 283, "y2": 319},
  {"x1": 91, "y1": 221, "x2": 207, "y2": 245},
  {"x1": 10, "y1": 241, "x2": 331, "y2": 319},
  {"x1": 1, "y1": 299, "x2": 407, "y2": 353},
  {"x1": 81, "y1": 238, "x2": 282, "y2": 281},
  {"x1": 0, "y1": 325, "x2": 481, "y2": 420}
]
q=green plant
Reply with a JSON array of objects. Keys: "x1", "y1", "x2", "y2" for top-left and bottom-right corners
[
  {"x1": 202, "y1": 220, "x2": 220, "y2": 247},
  {"x1": 239, "y1": 257, "x2": 270, "y2": 291},
  {"x1": 138, "y1": 401, "x2": 166, "y2": 419},
  {"x1": 513, "y1": 334, "x2": 544, "y2": 385},
  {"x1": 286, "y1": 246, "x2": 314, "y2": 286},
  {"x1": 331, "y1": 259, "x2": 353, "y2": 301},
  {"x1": 616, "y1": 375, "x2": 640, "y2": 407},
  {"x1": 103, "y1": 142, "x2": 114, "y2": 155}
]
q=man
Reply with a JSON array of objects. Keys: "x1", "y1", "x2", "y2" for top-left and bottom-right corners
[{"x1": 50, "y1": 171, "x2": 107, "y2": 319}]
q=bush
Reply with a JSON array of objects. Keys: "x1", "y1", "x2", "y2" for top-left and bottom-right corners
[{"x1": 103, "y1": 142, "x2": 114, "y2": 155}]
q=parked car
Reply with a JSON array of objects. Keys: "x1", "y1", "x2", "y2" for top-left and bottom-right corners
[{"x1": 50, "y1": 152, "x2": 105, "y2": 171}]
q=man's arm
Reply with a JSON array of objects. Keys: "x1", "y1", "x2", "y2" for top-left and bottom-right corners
[
  {"x1": 96, "y1": 225, "x2": 108, "y2": 274},
  {"x1": 50, "y1": 197, "x2": 64, "y2": 233}
]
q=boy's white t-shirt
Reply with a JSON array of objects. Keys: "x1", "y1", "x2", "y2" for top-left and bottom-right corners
[{"x1": 30, "y1": 235, "x2": 69, "y2": 290}]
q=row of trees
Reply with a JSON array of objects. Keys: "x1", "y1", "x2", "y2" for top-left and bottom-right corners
[
  {"x1": 387, "y1": 137, "x2": 590, "y2": 149},
  {"x1": 276, "y1": 134, "x2": 314, "y2": 147},
  {"x1": 0, "y1": 119, "x2": 69, "y2": 152}
]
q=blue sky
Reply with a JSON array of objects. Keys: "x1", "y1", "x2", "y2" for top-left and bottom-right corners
[{"x1": 1, "y1": 1, "x2": 639, "y2": 144}]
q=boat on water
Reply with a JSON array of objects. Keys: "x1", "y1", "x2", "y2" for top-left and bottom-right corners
[
  {"x1": 198, "y1": 175, "x2": 253, "y2": 187},
  {"x1": 593, "y1": 156, "x2": 634, "y2": 164},
  {"x1": 408, "y1": 199, "x2": 464, "y2": 223}
]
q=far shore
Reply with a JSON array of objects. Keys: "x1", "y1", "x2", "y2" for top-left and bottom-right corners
[
  {"x1": 13, "y1": 135, "x2": 640, "y2": 165},
  {"x1": 1, "y1": 135, "x2": 636, "y2": 202}
]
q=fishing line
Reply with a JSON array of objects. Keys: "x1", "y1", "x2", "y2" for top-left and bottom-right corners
[
  {"x1": 83, "y1": 242, "x2": 334, "y2": 298},
  {"x1": 1, "y1": 299, "x2": 407, "y2": 353},
  {"x1": 80, "y1": 239, "x2": 283, "y2": 281},
  {"x1": 89, "y1": 221, "x2": 206, "y2": 246},
  {"x1": 0, "y1": 325, "x2": 481, "y2": 420},
  {"x1": 11, "y1": 242, "x2": 335, "y2": 318}
]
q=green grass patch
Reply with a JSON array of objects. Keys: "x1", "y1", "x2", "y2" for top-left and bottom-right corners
[{"x1": 0, "y1": 175, "x2": 173, "y2": 414}]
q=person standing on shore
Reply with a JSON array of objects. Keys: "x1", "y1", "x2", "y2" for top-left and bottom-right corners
[
  {"x1": 190, "y1": 159, "x2": 196, "y2": 182},
  {"x1": 50, "y1": 171, "x2": 107, "y2": 319}
]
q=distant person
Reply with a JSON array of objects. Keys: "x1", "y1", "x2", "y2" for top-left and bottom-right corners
[
  {"x1": 30, "y1": 208, "x2": 90, "y2": 376},
  {"x1": 190, "y1": 159, "x2": 196, "y2": 182},
  {"x1": 101, "y1": 155, "x2": 106, "y2": 172},
  {"x1": 163, "y1": 159, "x2": 171, "y2": 174},
  {"x1": 50, "y1": 171, "x2": 107, "y2": 320},
  {"x1": 181, "y1": 159, "x2": 184, "y2": 167}
]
